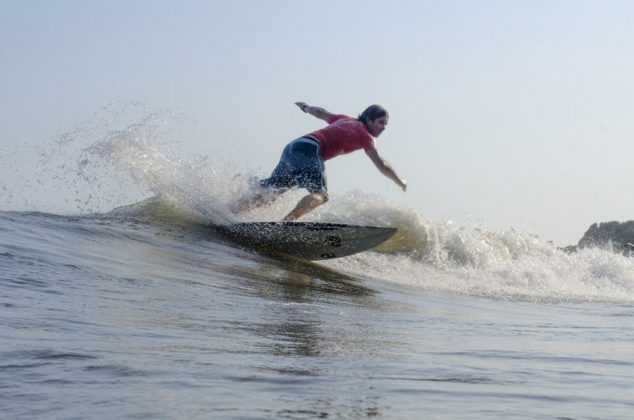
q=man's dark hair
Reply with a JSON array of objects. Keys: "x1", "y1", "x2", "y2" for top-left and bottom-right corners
[{"x1": 358, "y1": 104, "x2": 389, "y2": 124}]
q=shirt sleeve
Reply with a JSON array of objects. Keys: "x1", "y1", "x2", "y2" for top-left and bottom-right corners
[{"x1": 360, "y1": 136, "x2": 376, "y2": 151}]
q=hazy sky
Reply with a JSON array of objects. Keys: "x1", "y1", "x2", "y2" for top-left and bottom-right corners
[{"x1": 1, "y1": 0, "x2": 634, "y2": 245}]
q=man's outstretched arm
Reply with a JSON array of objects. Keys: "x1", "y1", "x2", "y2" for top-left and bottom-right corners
[
  {"x1": 366, "y1": 148, "x2": 407, "y2": 191},
  {"x1": 294, "y1": 102, "x2": 334, "y2": 123}
]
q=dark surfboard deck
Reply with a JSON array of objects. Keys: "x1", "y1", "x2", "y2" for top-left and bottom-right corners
[{"x1": 210, "y1": 222, "x2": 397, "y2": 260}]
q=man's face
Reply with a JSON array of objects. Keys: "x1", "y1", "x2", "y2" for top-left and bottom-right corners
[{"x1": 366, "y1": 116, "x2": 388, "y2": 137}]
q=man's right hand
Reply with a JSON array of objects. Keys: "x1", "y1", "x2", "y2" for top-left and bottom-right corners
[{"x1": 400, "y1": 179, "x2": 407, "y2": 192}]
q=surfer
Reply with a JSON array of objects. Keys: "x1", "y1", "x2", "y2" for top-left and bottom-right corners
[{"x1": 232, "y1": 102, "x2": 407, "y2": 221}]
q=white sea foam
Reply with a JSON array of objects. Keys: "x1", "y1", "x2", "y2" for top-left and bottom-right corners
[{"x1": 321, "y1": 196, "x2": 634, "y2": 303}]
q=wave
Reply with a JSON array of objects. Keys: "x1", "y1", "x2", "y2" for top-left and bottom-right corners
[
  {"x1": 5, "y1": 105, "x2": 634, "y2": 304},
  {"x1": 307, "y1": 193, "x2": 634, "y2": 303},
  {"x1": 106, "y1": 191, "x2": 634, "y2": 304},
  {"x1": 320, "y1": 201, "x2": 634, "y2": 303}
]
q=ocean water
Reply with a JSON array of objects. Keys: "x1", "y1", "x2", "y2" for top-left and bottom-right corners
[{"x1": 2, "y1": 110, "x2": 634, "y2": 418}]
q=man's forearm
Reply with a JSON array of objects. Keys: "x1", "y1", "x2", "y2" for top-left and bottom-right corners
[
  {"x1": 379, "y1": 160, "x2": 407, "y2": 191},
  {"x1": 305, "y1": 106, "x2": 329, "y2": 121},
  {"x1": 296, "y1": 102, "x2": 331, "y2": 122}
]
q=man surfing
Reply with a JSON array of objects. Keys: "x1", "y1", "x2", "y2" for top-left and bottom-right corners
[{"x1": 232, "y1": 102, "x2": 407, "y2": 221}]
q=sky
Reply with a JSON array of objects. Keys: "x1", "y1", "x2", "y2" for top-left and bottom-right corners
[{"x1": 1, "y1": 0, "x2": 634, "y2": 245}]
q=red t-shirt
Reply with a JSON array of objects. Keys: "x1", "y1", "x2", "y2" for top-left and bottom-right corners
[{"x1": 307, "y1": 115, "x2": 376, "y2": 161}]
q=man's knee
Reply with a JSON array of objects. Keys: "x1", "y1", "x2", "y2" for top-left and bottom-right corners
[{"x1": 314, "y1": 191, "x2": 328, "y2": 204}]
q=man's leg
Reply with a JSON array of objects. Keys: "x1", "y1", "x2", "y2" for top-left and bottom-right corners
[
  {"x1": 232, "y1": 155, "x2": 290, "y2": 215},
  {"x1": 282, "y1": 192, "x2": 328, "y2": 221}
]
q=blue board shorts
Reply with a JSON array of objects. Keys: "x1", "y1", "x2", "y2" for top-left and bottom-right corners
[{"x1": 260, "y1": 137, "x2": 328, "y2": 197}]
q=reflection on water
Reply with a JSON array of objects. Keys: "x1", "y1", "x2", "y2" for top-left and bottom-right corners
[
  {"x1": 259, "y1": 321, "x2": 322, "y2": 358},
  {"x1": 1, "y1": 212, "x2": 398, "y2": 418},
  {"x1": 197, "y1": 249, "x2": 391, "y2": 417}
]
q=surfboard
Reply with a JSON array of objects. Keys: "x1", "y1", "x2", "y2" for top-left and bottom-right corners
[{"x1": 210, "y1": 222, "x2": 397, "y2": 260}]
